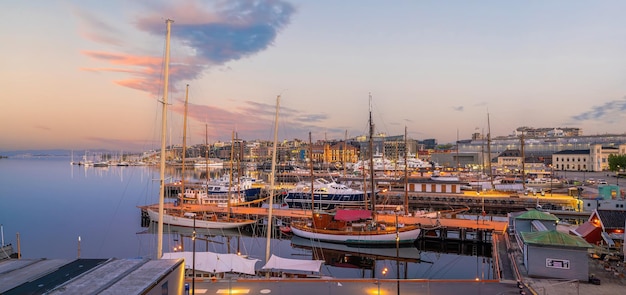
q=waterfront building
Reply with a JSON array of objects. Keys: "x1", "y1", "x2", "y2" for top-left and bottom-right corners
[
  {"x1": 552, "y1": 144, "x2": 626, "y2": 171},
  {"x1": 581, "y1": 185, "x2": 625, "y2": 211},
  {"x1": 510, "y1": 210, "x2": 593, "y2": 281},
  {"x1": 520, "y1": 230, "x2": 592, "y2": 280},
  {"x1": 457, "y1": 132, "x2": 626, "y2": 170},
  {"x1": 570, "y1": 209, "x2": 625, "y2": 249}
]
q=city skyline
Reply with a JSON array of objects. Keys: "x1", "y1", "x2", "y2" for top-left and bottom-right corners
[{"x1": 2, "y1": 0, "x2": 626, "y2": 152}]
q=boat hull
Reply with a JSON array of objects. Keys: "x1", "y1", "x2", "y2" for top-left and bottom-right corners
[
  {"x1": 290, "y1": 224, "x2": 420, "y2": 245},
  {"x1": 144, "y1": 208, "x2": 256, "y2": 229}
]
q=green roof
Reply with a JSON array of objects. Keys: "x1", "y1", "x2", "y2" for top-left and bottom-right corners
[
  {"x1": 521, "y1": 230, "x2": 592, "y2": 248},
  {"x1": 515, "y1": 209, "x2": 559, "y2": 221}
]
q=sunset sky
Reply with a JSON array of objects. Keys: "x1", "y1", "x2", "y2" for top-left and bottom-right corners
[{"x1": 2, "y1": 0, "x2": 626, "y2": 152}]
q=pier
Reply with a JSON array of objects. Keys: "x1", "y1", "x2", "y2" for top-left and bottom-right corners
[{"x1": 145, "y1": 203, "x2": 508, "y2": 244}]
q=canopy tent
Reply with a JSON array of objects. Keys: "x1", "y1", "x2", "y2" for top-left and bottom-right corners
[
  {"x1": 261, "y1": 254, "x2": 324, "y2": 273},
  {"x1": 162, "y1": 251, "x2": 259, "y2": 275},
  {"x1": 334, "y1": 209, "x2": 372, "y2": 221}
]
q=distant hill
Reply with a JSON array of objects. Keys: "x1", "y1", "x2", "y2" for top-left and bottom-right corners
[{"x1": 0, "y1": 149, "x2": 112, "y2": 158}]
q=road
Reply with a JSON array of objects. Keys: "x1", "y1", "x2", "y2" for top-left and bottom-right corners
[{"x1": 190, "y1": 278, "x2": 522, "y2": 295}]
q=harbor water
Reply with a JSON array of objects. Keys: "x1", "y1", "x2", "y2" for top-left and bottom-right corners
[{"x1": 0, "y1": 156, "x2": 495, "y2": 280}]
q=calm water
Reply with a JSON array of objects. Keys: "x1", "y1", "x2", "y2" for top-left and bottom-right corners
[{"x1": 0, "y1": 156, "x2": 494, "y2": 280}]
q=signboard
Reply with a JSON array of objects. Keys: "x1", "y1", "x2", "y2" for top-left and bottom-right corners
[{"x1": 546, "y1": 258, "x2": 570, "y2": 269}]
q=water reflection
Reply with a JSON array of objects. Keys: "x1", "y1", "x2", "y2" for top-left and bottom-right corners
[{"x1": 1, "y1": 157, "x2": 496, "y2": 280}]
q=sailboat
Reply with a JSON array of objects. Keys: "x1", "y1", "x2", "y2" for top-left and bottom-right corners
[
  {"x1": 289, "y1": 93, "x2": 421, "y2": 245},
  {"x1": 139, "y1": 26, "x2": 256, "y2": 233},
  {"x1": 257, "y1": 95, "x2": 326, "y2": 278}
]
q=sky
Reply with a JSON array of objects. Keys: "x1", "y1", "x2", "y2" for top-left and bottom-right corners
[{"x1": 2, "y1": 0, "x2": 626, "y2": 152}]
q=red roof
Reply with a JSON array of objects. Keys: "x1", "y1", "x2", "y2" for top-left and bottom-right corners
[
  {"x1": 571, "y1": 221, "x2": 602, "y2": 244},
  {"x1": 334, "y1": 209, "x2": 372, "y2": 221}
]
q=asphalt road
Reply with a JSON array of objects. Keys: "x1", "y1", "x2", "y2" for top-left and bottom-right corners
[{"x1": 191, "y1": 279, "x2": 522, "y2": 295}]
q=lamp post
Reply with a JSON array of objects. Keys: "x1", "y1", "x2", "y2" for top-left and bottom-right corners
[
  {"x1": 395, "y1": 206, "x2": 401, "y2": 295},
  {"x1": 480, "y1": 192, "x2": 485, "y2": 224},
  {"x1": 617, "y1": 165, "x2": 620, "y2": 186},
  {"x1": 192, "y1": 213, "x2": 196, "y2": 295},
  {"x1": 476, "y1": 191, "x2": 480, "y2": 225}
]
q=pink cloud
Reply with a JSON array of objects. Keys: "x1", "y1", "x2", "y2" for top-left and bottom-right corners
[{"x1": 81, "y1": 50, "x2": 191, "y2": 95}]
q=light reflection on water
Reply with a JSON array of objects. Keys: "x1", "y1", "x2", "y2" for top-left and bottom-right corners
[{"x1": 0, "y1": 156, "x2": 493, "y2": 279}]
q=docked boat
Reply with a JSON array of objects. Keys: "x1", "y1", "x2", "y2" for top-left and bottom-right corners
[
  {"x1": 142, "y1": 207, "x2": 256, "y2": 229},
  {"x1": 167, "y1": 174, "x2": 262, "y2": 202},
  {"x1": 93, "y1": 161, "x2": 109, "y2": 167},
  {"x1": 525, "y1": 178, "x2": 564, "y2": 189},
  {"x1": 283, "y1": 178, "x2": 367, "y2": 210},
  {"x1": 289, "y1": 94, "x2": 421, "y2": 246},
  {"x1": 193, "y1": 158, "x2": 224, "y2": 168},
  {"x1": 349, "y1": 153, "x2": 436, "y2": 173},
  {"x1": 289, "y1": 209, "x2": 421, "y2": 245}
]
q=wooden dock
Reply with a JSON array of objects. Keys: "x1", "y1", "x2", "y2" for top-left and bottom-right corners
[{"x1": 149, "y1": 203, "x2": 508, "y2": 243}]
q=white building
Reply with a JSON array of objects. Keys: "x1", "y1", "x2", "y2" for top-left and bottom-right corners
[{"x1": 552, "y1": 144, "x2": 626, "y2": 172}]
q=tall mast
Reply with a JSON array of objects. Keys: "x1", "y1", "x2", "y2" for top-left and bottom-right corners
[
  {"x1": 264, "y1": 95, "x2": 280, "y2": 274},
  {"x1": 205, "y1": 124, "x2": 209, "y2": 186},
  {"x1": 404, "y1": 126, "x2": 409, "y2": 213},
  {"x1": 343, "y1": 130, "x2": 347, "y2": 177},
  {"x1": 521, "y1": 131, "x2": 526, "y2": 191},
  {"x1": 309, "y1": 132, "x2": 314, "y2": 211},
  {"x1": 157, "y1": 19, "x2": 173, "y2": 259},
  {"x1": 368, "y1": 93, "x2": 375, "y2": 212},
  {"x1": 487, "y1": 113, "x2": 494, "y2": 189},
  {"x1": 228, "y1": 131, "x2": 234, "y2": 221},
  {"x1": 180, "y1": 84, "x2": 189, "y2": 205},
  {"x1": 456, "y1": 128, "x2": 460, "y2": 172}
]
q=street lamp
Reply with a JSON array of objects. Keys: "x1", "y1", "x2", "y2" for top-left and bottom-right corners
[
  {"x1": 395, "y1": 205, "x2": 401, "y2": 295},
  {"x1": 192, "y1": 213, "x2": 196, "y2": 295},
  {"x1": 480, "y1": 192, "x2": 485, "y2": 224},
  {"x1": 476, "y1": 191, "x2": 480, "y2": 225},
  {"x1": 617, "y1": 165, "x2": 621, "y2": 186}
]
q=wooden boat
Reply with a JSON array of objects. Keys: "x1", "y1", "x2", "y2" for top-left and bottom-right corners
[
  {"x1": 290, "y1": 209, "x2": 421, "y2": 245},
  {"x1": 290, "y1": 94, "x2": 420, "y2": 245}
]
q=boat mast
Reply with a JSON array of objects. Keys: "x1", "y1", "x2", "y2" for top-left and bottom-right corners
[
  {"x1": 228, "y1": 130, "x2": 234, "y2": 221},
  {"x1": 343, "y1": 130, "x2": 347, "y2": 177},
  {"x1": 404, "y1": 126, "x2": 409, "y2": 213},
  {"x1": 157, "y1": 19, "x2": 173, "y2": 259},
  {"x1": 368, "y1": 93, "x2": 375, "y2": 212},
  {"x1": 205, "y1": 123, "x2": 209, "y2": 186},
  {"x1": 309, "y1": 132, "x2": 314, "y2": 211},
  {"x1": 521, "y1": 131, "x2": 526, "y2": 191},
  {"x1": 181, "y1": 84, "x2": 189, "y2": 205},
  {"x1": 264, "y1": 95, "x2": 280, "y2": 275},
  {"x1": 487, "y1": 112, "x2": 494, "y2": 189},
  {"x1": 456, "y1": 128, "x2": 460, "y2": 172}
]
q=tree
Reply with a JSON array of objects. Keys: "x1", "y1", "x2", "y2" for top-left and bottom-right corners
[{"x1": 607, "y1": 154, "x2": 626, "y2": 171}]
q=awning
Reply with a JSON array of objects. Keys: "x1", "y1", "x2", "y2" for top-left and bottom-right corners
[
  {"x1": 262, "y1": 254, "x2": 324, "y2": 273},
  {"x1": 162, "y1": 251, "x2": 259, "y2": 275},
  {"x1": 334, "y1": 209, "x2": 372, "y2": 221}
]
